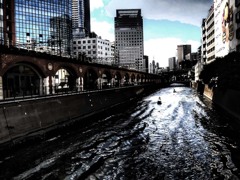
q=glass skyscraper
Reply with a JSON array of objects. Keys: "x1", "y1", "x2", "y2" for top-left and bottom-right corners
[
  {"x1": 1, "y1": 0, "x2": 15, "y2": 46},
  {"x1": 2, "y1": 0, "x2": 72, "y2": 57}
]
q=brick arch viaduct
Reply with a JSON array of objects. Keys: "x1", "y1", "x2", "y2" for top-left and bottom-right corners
[{"x1": 0, "y1": 48, "x2": 161, "y2": 99}]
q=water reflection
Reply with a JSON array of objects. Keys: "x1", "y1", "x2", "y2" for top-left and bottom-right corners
[{"x1": 0, "y1": 87, "x2": 240, "y2": 179}]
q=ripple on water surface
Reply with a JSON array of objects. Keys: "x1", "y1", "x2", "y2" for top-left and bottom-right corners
[{"x1": 1, "y1": 87, "x2": 240, "y2": 179}]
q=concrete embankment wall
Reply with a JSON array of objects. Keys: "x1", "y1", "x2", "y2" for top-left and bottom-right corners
[
  {"x1": 212, "y1": 88, "x2": 240, "y2": 122},
  {"x1": 195, "y1": 83, "x2": 240, "y2": 123},
  {"x1": 0, "y1": 85, "x2": 151, "y2": 145}
]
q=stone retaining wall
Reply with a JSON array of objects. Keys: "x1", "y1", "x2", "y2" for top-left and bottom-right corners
[{"x1": 0, "y1": 85, "x2": 151, "y2": 145}]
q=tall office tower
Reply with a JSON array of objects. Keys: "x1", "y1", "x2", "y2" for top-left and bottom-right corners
[
  {"x1": 50, "y1": 15, "x2": 72, "y2": 56},
  {"x1": 72, "y1": 0, "x2": 90, "y2": 38},
  {"x1": 143, "y1": 55, "x2": 149, "y2": 73},
  {"x1": 168, "y1": 57, "x2": 176, "y2": 71},
  {"x1": 177, "y1": 44, "x2": 191, "y2": 68},
  {"x1": 2, "y1": 0, "x2": 72, "y2": 57},
  {"x1": 114, "y1": 9, "x2": 144, "y2": 71}
]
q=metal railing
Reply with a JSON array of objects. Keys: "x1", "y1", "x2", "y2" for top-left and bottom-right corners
[{"x1": 0, "y1": 82, "x2": 151, "y2": 103}]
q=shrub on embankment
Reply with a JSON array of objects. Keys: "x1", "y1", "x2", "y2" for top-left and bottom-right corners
[
  {"x1": 199, "y1": 51, "x2": 240, "y2": 123},
  {"x1": 199, "y1": 51, "x2": 240, "y2": 91}
]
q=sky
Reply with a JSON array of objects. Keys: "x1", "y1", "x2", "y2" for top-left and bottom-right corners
[{"x1": 90, "y1": 0, "x2": 212, "y2": 67}]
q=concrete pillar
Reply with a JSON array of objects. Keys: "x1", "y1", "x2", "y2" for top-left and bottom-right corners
[
  {"x1": 43, "y1": 76, "x2": 50, "y2": 95},
  {"x1": 39, "y1": 78, "x2": 43, "y2": 95},
  {"x1": 76, "y1": 77, "x2": 80, "y2": 92},
  {"x1": 97, "y1": 78, "x2": 102, "y2": 90},
  {"x1": 139, "y1": 78, "x2": 141, "y2": 84},
  {"x1": 52, "y1": 76, "x2": 55, "y2": 94},
  {"x1": 0, "y1": 76, "x2": 3, "y2": 100},
  {"x1": 80, "y1": 77, "x2": 84, "y2": 91},
  {"x1": 111, "y1": 78, "x2": 114, "y2": 87},
  {"x1": 121, "y1": 78, "x2": 124, "y2": 86}
]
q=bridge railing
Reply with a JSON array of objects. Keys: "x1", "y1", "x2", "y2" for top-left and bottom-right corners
[{"x1": 0, "y1": 82, "x2": 155, "y2": 103}]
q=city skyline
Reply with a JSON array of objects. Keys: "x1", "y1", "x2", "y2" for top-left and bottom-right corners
[{"x1": 90, "y1": 0, "x2": 212, "y2": 67}]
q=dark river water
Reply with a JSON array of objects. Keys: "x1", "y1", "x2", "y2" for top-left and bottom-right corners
[{"x1": 1, "y1": 86, "x2": 240, "y2": 180}]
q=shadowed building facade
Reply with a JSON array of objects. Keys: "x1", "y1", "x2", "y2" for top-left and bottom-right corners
[{"x1": 114, "y1": 9, "x2": 144, "y2": 72}]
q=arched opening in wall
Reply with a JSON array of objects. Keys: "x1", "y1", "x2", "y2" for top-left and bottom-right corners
[
  {"x1": 137, "y1": 74, "x2": 141, "y2": 84},
  {"x1": 123, "y1": 73, "x2": 130, "y2": 86},
  {"x1": 3, "y1": 63, "x2": 42, "y2": 98},
  {"x1": 84, "y1": 69, "x2": 98, "y2": 90},
  {"x1": 114, "y1": 72, "x2": 121, "y2": 87},
  {"x1": 131, "y1": 74, "x2": 136, "y2": 85},
  {"x1": 55, "y1": 68, "x2": 77, "y2": 93},
  {"x1": 102, "y1": 70, "x2": 112, "y2": 89},
  {"x1": 141, "y1": 75, "x2": 145, "y2": 84}
]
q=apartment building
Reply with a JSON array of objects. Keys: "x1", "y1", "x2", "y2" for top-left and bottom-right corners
[
  {"x1": 73, "y1": 36, "x2": 114, "y2": 65},
  {"x1": 206, "y1": 6, "x2": 215, "y2": 64}
]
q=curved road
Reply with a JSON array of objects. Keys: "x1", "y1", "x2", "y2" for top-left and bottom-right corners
[{"x1": 1, "y1": 86, "x2": 240, "y2": 179}]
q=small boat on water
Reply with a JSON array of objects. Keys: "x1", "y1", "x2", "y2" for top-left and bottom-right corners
[{"x1": 157, "y1": 97, "x2": 162, "y2": 105}]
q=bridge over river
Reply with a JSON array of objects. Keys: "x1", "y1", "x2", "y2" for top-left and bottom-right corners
[{"x1": 1, "y1": 85, "x2": 240, "y2": 179}]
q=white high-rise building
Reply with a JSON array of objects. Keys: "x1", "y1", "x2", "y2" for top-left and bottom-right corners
[
  {"x1": 201, "y1": 18, "x2": 207, "y2": 65},
  {"x1": 205, "y1": 5, "x2": 215, "y2": 64},
  {"x1": 73, "y1": 37, "x2": 114, "y2": 65}
]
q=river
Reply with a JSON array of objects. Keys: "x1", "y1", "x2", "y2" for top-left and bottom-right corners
[{"x1": 1, "y1": 85, "x2": 240, "y2": 179}]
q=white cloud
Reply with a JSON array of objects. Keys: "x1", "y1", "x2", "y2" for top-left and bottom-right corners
[
  {"x1": 105, "y1": 0, "x2": 211, "y2": 26},
  {"x1": 145, "y1": 38, "x2": 200, "y2": 67},
  {"x1": 91, "y1": 18, "x2": 114, "y2": 41},
  {"x1": 90, "y1": 0, "x2": 203, "y2": 67},
  {"x1": 90, "y1": 0, "x2": 104, "y2": 11}
]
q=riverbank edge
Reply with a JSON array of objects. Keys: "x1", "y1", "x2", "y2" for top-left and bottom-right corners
[
  {"x1": 0, "y1": 84, "x2": 160, "y2": 150},
  {"x1": 192, "y1": 82, "x2": 240, "y2": 124}
]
